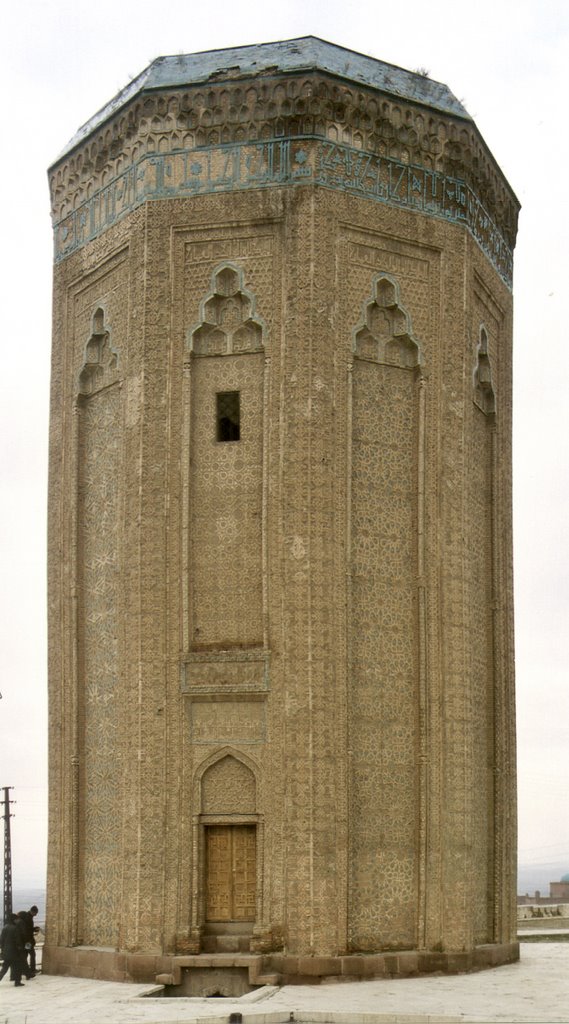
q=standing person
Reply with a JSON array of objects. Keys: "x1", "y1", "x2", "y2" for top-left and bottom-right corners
[
  {"x1": 0, "y1": 913, "x2": 25, "y2": 986},
  {"x1": 18, "y1": 905, "x2": 38, "y2": 976},
  {"x1": 16, "y1": 912, "x2": 33, "y2": 979}
]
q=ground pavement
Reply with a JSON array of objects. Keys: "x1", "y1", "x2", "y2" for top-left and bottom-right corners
[{"x1": 0, "y1": 942, "x2": 567, "y2": 1024}]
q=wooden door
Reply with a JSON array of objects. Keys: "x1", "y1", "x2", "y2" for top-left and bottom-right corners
[{"x1": 205, "y1": 825, "x2": 256, "y2": 922}]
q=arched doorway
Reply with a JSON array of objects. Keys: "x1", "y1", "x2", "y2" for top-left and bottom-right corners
[{"x1": 196, "y1": 752, "x2": 260, "y2": 951}]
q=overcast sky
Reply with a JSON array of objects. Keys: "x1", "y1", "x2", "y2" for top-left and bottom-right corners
[{"x1": 0, "y1": 0, "x2": 567, "y2": 889}]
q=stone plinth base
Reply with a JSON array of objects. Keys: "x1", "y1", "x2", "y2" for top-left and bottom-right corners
[{"x1": 42, "y1": 942, "x2": 520, "y2": 989}]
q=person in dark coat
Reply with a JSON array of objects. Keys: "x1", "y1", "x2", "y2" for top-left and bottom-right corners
[
  {"x1": 15, "y1": 912, "x2": 33, "y2": 979},
  {"x1": 18, "y1": 905, "x2": 38, "y2": 976},
  {"x1": 0, "y1": 914, "x2": 25, "y2": 986}
]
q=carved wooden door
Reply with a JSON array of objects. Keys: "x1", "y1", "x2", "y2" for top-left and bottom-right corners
[{"x1": 205, "y1": 825, "x2": 256, "y2": 922}]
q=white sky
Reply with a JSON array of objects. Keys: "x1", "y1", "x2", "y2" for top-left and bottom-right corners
[{"x1": 0, "y1": 0, "x2": 567, "y2": 889}]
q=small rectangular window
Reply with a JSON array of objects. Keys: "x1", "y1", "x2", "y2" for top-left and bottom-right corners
[{"x1": 216, "y1": 391, "x2": 240, "y2": 442}]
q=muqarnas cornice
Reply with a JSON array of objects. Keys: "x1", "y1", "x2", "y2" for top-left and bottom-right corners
[{"x1": 48, "y1": 37, "x2": 519, "y2": 284}]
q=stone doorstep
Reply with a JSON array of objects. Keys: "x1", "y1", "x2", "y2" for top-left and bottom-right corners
[
  {"x1": 174, "y1": 953, "x2": 260, "y2": 967},
  {"x1": 203, "y1": 921, "x2": 254, "y2": 934},
  {"x1": 202, "y1": 933, "x2": 253, "y2": 953}
]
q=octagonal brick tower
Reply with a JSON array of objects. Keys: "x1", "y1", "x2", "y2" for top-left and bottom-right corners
[{"x1": 45, "y1": 37, "x2": 519, "y2": 986}]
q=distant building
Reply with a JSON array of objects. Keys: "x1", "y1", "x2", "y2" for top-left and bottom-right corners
[
  {"x1": 517, "y1": 892, "x2": 555, "y2": 906},
  {"x1": 45, "y1": 37, "x2": 519, "y2": 990},
  {"x1": 517, "y1": 871, "x2": 569, "y2": 906},
  {"x1": 550, "y1": 874, "x2": 569, "y2": 901}
]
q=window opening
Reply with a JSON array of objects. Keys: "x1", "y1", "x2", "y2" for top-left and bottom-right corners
[{"x1": 216, "y1": 391, "x2": 240, "y2": 442}]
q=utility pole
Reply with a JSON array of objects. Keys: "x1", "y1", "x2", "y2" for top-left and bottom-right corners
[{"x1": 2, "y1": 786, "x2": 14, "y2": 927}]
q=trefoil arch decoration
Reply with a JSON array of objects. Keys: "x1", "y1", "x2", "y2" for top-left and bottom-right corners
[
  {"x1": 188, "y1": 262, "x2": 266, "y2": 357},
  {"x1": 473, "y1": 325, "x2": 495, "y2": 416},
  {"x1": 79, "y1": 306, "x2": 119, "y2": 395},
  {"x1": 352, "y1": 273, "x2": 422, "y2": 369}
]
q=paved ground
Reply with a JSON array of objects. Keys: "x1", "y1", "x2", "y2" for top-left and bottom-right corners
[{"x1": 0, "y1": 943, "x2": 567, "y2": 1024}]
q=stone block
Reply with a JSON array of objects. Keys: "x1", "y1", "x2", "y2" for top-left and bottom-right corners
[
  {"x1": 126, "y1": 955, "x2": 160, "y2": 981},
  {"x1": 297, "y1": 956, "x2": 339, "y2": 976},
  {"x1": 201, "y1": 936, "x2": 217, "y2": 953},
  {"x1": 396, "y1": 951, "x2": 419, "y2": 976},
  {"x1": 444, "y1": 952, "x2": 472, "y2": 974},
  {"x1": 340, "y1": 955, "x2": 367, "y2": 976},
  {"x1": 73, "y1": 964, "x2": 96, "y2": 979},
  {"x1": 418, "y1": 951, "x2": 449, "y2": 974}
]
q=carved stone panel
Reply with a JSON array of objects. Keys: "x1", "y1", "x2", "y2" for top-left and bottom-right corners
[
  {"x1": 201, "y1": 755, "x2": 256, "y2": 814},
  {"x1": 191, "y1": 700, "x2": 266, "y2": 744}
]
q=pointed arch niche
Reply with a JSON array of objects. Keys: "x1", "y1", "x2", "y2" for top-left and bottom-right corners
[
  {"x1": 181, "y1": 263, "x2": 268, "y2": 654},
  {"x1": 348, "y1": 273, "x2": 425, "y2": 951},
  {"x1": 470, "y1": 323, "x2": 498, "y2": 943},
  {"x1": 75, "y1": 305, "x2": 122, "y2": 947},
  {"x1": 473, "y1": 326, "x2": 496, "y2": 416},
  {"x1": 189, "y1": 748, "x2": 264, "y2": 946}
]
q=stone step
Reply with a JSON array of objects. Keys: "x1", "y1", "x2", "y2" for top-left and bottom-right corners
[
  {"x1": 174, "y1": 954, "x2": 259, "y2": 967},
  {"x1": 201, "y1": 934, "x2": 253, "y2": 953},
  {"x1": 203, "y1": 922, "x2": 254, "y2": 936}
]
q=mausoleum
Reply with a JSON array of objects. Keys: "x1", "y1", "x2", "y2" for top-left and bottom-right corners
[{"x1": 45, "y1": 38, "x2": 519, "y2": 991}]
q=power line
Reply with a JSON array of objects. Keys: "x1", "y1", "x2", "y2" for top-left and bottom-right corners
[{"x1": 519, "y1": 841, "x2": 569, "y2": 853}]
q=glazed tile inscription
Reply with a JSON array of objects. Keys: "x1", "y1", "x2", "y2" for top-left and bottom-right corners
[{"x1": 53, "y1": 138, "x2": 512, "y2": 286}]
